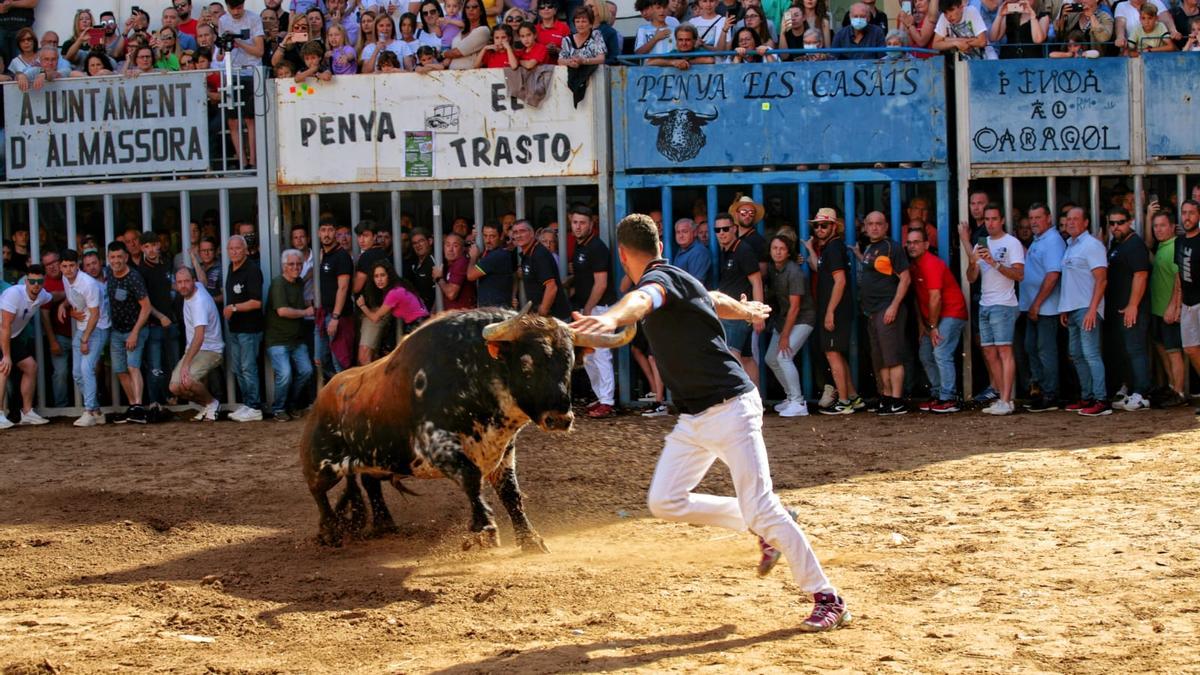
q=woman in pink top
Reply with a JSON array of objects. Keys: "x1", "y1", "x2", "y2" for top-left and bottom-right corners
[{"x1": 356, "y1": 261, "x2": 430, "y2": 348}]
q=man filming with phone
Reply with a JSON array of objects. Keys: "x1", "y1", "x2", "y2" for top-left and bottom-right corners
[
  {"x1": 1054, "y1": 0, "x2": 1113, "y2": 48},
  {"x1": 217, "y1": 0, "x2": 264, "y2": 169}
]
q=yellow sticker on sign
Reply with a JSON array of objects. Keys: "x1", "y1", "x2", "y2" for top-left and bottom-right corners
[{"x1": 761, "y1": 102, "x2": 770, "y2": 111}]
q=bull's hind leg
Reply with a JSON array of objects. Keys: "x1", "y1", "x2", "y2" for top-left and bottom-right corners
[
  {"x1": 334, "y1": 475, "x2": 369, "y2": 539},
  {"x1": 421, "y1": 428, "x2": 499, "y2": 548},
  {"x1": 307, "y1": 467, "x2": 345, "y2": 547},
  {"x1": 488, "y1": 442, "x2": 549, "y2": 553},
  {"x1": 361, "y1": 475, "x2": 399, "y2": 536}
]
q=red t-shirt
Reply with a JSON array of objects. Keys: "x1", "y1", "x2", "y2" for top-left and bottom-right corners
[
  {"x1": 442, "y1": 255, "x2": 476, "y2": 310},
  {"x1": 482, "y1": 48, "x2": 512, "y2": 68},
  {"x1": 535, "y1": 21, "x2": 569, "y2": 63},
  {"x1": 515, "y1": 42, "x2": 550, "y2": 65},
  {"x1": 178, "y1": 18, "x2": 198, "y2": 36},
  {"x1": 911, "y1": 252, "x2": 967, "y2": 323}
]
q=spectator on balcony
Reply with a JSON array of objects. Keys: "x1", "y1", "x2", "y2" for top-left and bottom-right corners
[
  {"x1": 1053, "y1": 0, "x2": 1112, "y2": 50},
  {"x1": 85, "y1": 52, "x2": 116, "y2": 76},
  {"x1": 124, "y1": 45, "x2": 160, "y2": 76},
  {"x1": 154, "y1": 28, "x2": 184, "y2": 70},
  {"x1": 414, "y1": 44, "x2": 446, "y2": 70},
  {"x1": 1126, "y1": 2, "x2": 1176, "y2": 53},
  {"x1": 17, "y1": 46, "x2": 81, "y2": 90},
  {"x1": 739, "y1": 6, "x2": 777, "y2": 47},
  {"x1": 883, "y1": 28, "x2": 910, "y2": 57},
  {"x1": 326, "y1": 0, "x2": 358, "y2": 44},
  {"x1": 356, "y1": 9, "x2": 378, "y2": 59},
  {"x1": 416, "y1": 2, "x2": 445, "y2": 48},
  {"x1": 261, "y1": 7, "x2": 284, "y2": 66},
  {"x1": 98, "y1": 12, "x2": 127, "y2": 60},
  {"x1": 396, "y1": 12, "x2": 426, "y2": 59},
  {"x1": 1186, "y1": 16, "x2": 1200, "y2": 50},
  {"x1": 791, "y1": 27, "x2": 834, "y2": 59},
  {"x1": 1115, "y1": 0, "x2": 1179, "y2": 52},
  {"x1": 897, "y1": 0, "x2": 936, "y2": 53},
  {"x1": 295, "y1": 39, "x2": 333, "y2": 80},
  {"x1": 732, "y1": 25, "x2": 779, "y2": 60},
  {"x1": 832, "y1": 3, "x2": 887, "y2": 58},
  {"x1": 444, "y1": 0, "x2": 491, "y2": 69},
  {"x1": 503, "y1": 8, "x2": 531, "y2": 32},
  {"x1": 305, "y1": 7, "x2": 328, "y2": 42},
  {"x1": 180, "y1": 49, "x2": 197, "y2": 69},
  {"x1": 1171, "y1": 0, "x2": 1200, "y2": 48},
  {"x1": 560, "y1": 7, "x2": 608, "y2": 67},
  {"x1": 1047, "y1": 28, "x2": 1099, "y2": 55},
  {"x1": 690, "y1": 0, "x2": 728, "y2": 49},
  {"x1": 634, "y1": 0, "x2": 679, "y2": 56},
  {"x1": 63, "y1": 9, "x2": 98, "y2": 68},
  {"x1": 780, "y1": 7, "x2": 825, "y2": 54},
  {"x1": 196, "y1": 22, "x2": 225, "y2": 67},
  {"x1": 931, "y1": 0, "x2": 987, "y2": 58},
  {"x1": 218, "y1": 0, "x2": 265, "y2": 168},
  {"x1": 163, "y1": 7, "x2": 200, "y2": 51},
  {"x1": 990, "y1": 0, "x2": 1048, "y2": 58},
  {"x1": 514, "y1": 21, "x2": 551, "y2": 66},
  {"x1": 325, "y1": 23, "x2": 358, "y2": 74},
  {"x1": 476, "y1": 23, "x2": 519, "y2": 67},
  {"x1": 275, "y1": 13, "x2": 322, "y2": 72},
  {"x1": 586, "y1": 0, "x2": 622, "y2": 62},
  {"x1": 6, "y1": 28, "x2": 37, "y2": 77},
  {"x1": 439, "y1": 0, "x2": 469, "y2": 48},
  {"x1": 668, "y1": 0, "x2": 692, "y2": 23},
  {"x1": 646, "y1": 23, "x2": 716, "y2": 67},
  {"x1": 535, "y1": 0, "x2": 570, "y2": 61}
]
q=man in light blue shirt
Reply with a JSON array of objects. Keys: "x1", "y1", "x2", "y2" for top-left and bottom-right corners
[
  {"x1": 671, "y1": 218, "x2": 711, "y2": 285},
  {"x1": 1019, "y1": 203, "x2": 1065, "y2": 412},
  {"x1": 1059, "y1": 206, "x2": 1109, "y2": 416}
]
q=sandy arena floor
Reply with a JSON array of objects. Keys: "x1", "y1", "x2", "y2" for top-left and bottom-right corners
[{"x1": 0, "y1": 408, "x2": 1197, "y2": 673}]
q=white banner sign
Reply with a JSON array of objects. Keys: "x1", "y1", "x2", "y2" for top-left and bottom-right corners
[
  {"x1": 275, "y1": 68, "x2": 598, "y2": 185},
  {"x1": 4, "y1": 72, "x2": 210, "y2": 180}
]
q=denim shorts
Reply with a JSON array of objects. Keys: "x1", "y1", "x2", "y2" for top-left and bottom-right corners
[
  {"x1": 978, "y1": 303, "x2": 1019, "y2": 346},
  {"x1": 110, "y1": 329, "x2": 149, "y2": 373},
  {"x1": 720, "y1": 318, "x2": 753, "y2": 355}
]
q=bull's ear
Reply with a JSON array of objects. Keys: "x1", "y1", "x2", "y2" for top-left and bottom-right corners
[{"x1": 487, "y1": 342, "x2": 504, "y2": 360}]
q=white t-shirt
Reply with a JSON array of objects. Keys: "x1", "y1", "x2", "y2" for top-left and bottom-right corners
[
  {"x1": 63, "y1": 271, "x2": 111, "y2": 332},
  {"x1": 362, "y1": 40, "x2": 411, "y2": 67},
  {"x1": 978, "y1": 233, "x2": 1025, "y2": 307},
  {"x1": 184, "y1": 285, "x2": 225, "y2": 354},
  {"x1": 635, "y1": 17, "x2": 680, "y2": 55},
  {"x1": 1113, "y1": 0, "x2": 1169, "y2": 39},
  {"x1": 690, "y1": 14, "x2": 727, "y2": 47},
  {"x1": 218, "y1": 11, "x2": 267, "y2": 70},
  {"x1": 0, "y1": 284, "x2": 53, "y2": 339},
  {"x1": 934, "y1": 5, "x2": 988, "y2": 36}
]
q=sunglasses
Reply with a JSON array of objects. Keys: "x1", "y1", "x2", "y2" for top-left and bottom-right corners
[
  {"x1": 714, "y1": 226, "x2": 734, "y2": 232},
  {"x1": 813, "y1": 222, "x2": 833, "y2": 229},
  {"x1": 1108, "y1": 218, "x2": 1128, "y2": 225},
  {"x1": 423, "y1": 8, "x2": 439, "y2": 13},
  {"x1": 505, "y1": 15, "x2": 522, "y2": 20},
  {"x1": 26, "y1": 277, "x2": 45, "y2": 285}
]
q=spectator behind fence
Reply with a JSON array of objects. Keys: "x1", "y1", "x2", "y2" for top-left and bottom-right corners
[
  {"x1": 17, "y1": 46, "x2": 80, "y2": 91},
  {"x1": 568, "y1": 205, "x2": 618, "y2": 419},
  {"x1": 1149, "y1": 209, "x2": 1186, "y2": 405},
  {"x1": 468, "y1": 222, "x2": 516, "y2": 308},
  {"x1": 635, "y1": 0, "x2": 679, "y2": 56},
  {"x1": 315, "y1": 218, "x2": 354, "y2": 376},
  {"x1": 8, "y1": 28, "x2": 40, "y2": 78},
  {"x1": 765, "y1": 234, "x2": 815, "y2": 417},
  {"x1": 361, "y1": 14, "x2": 405, "y2": 73},
  {"x1": 1020, "y1": 203, "x2": 1066, "y2": 412},
  {"x1": 906, "y1": 227, "x2": 967, "y2": 413},
  {"x1": 715, "y1": 212, "x2": 764, "y2": 386},
  {"x1": 932, "y1": 0, "x2": 986, "y2": 59},
  {"x1": 445, "y1": 0, "x2": 491, "y2": 69},
  {"x1": 353, "y1": 221, "x2": 390, "y2": 365},
  {"x1": 831, "y1": 3, "x2": 886, "y2": 58},
  {"x1": 105, "y1": 242, "x2": 153, "y2": 425},
  {"x1": 170, "y1": 267, "x2": 225, "y2": 422},
  {"x1": 266, "y1": 249, "x2": 315, "y2": 422},
  {"x1": 357, "y1": 259, "x2": 430, "y2": 333},
  {"x1": 733, "y1": 25, "x2": 780, "y2": 61},
  {"x1": 477, "y1": 23, "x2": 518, "y2": 67},
  {"x1": 60, "y1": 250, "x2": 111, "y2": 428},
  {"x1": 859, "y1": 211, "x2": 910, "y2": 416},
  {"x1": 804, "y1": 208, "x2": 861, "y2": 414},
  {"x1": 223, "y1": 235, "x2": 265, "y2": 422},
  {"x1": 897, "y1": 0, "x2": 935, "y2": 53},
  {"x1": 647, "y1": 24, "x2": 715, "y2": 68},
  {"x1": 36, "y1": 251, "x2": 71, "y2": 409},
  {"x1": 0, "y1": 266, "x2": 52, "y2": 430},
  {"x1": 672, "y1": 218, "x2": 711, "y2": 283},
  {"x1": 405, "y1": 229, "x2": 437, "y2": 311},
  {"x1": 1126, "y1": 2, "x2": 1176, "y2": 54},
  {"x1": 1115, "y1": 0, "x2": 1178, "y2": 52},
  {"x1": 433, "y1": 232, "x2": 478, "y2": 310},
  {"x1": 1104, "y1": 206, "x2": 1152, "y2": 411},
  {"x1": 989, "y1": 0, "x2": 1047, "y2": 59},
  {"x1": 1060, "y1": 207, "x2": 1110, "y2": 416},
  {"x1": 1053, "y1": 0, "x2": 1111, "y2": 52},
  {"x1": 514, "y1": 219, "x2": 572, "y2": 320},
  {"x1": 535, "y1": 0, "x2": 570, "y2": 61}
]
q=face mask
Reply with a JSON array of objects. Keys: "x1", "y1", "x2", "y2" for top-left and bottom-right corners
[
  {"x1": 850, "y1": 16, "x2": 868, "y2": 29},
  {"x1": 803, "y1": 42, "x2": 820, "y2": 48}
]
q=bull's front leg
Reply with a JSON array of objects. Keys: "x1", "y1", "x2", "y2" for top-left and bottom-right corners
[
  {"x1": 421, "y1": 428, "x2": 499, "y2": 548},
  {"x1": 488, "y1": 442, "x2": 548, "y2": 554},
  {"x1": 361, "y1": 475, "x2": 399, "y2": 536}
]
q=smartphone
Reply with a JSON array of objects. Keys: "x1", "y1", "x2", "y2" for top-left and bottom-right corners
[
  {"x1": 1006, "y1": 2, "x2": 1020, "y2": 13},
  {"x1": 901, "y1": 0, "x2": 912, "y2": 13},
  {"x1": 87, "y1": 27, "x2": 105, "y2": 47},
  {"x1": 292, "y1": 29, "x2": 309, "y2": 42}
]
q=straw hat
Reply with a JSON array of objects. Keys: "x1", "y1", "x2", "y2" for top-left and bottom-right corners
[
  {"x1": 810, "y1": 207, "x2": 839, "y2": 224},
  {"x1": 727, "y1": 196, "x2": 765, "y2": 224}
]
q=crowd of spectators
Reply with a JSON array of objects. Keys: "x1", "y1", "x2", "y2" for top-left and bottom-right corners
[{"x1": 6, "y1": 187, "x2": 1200, "y2": 427}]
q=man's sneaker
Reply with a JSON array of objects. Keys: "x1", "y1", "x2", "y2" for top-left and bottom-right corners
[
  {"x1": 1159, "y1": 390, "x2": 1186, "y2": 408},
  {"x1": 73, "y1": 412, "x2": 105, "y2": 427},
  {"x1": 818, "y1": 384, "x2": 837, "y2": 409},
  {"x1": 773, "y1": 400, "x2": 790, "y2": 413},
  {"x1": 756, "y1": 508, "x2": 801, "y2": 577},
  {"x1": 584, "y1": 400, "x2": 602, "y2": 411},
  {"x1": 231, "y1": 406, "x2": 264, "y2": 422},
  {"x1": 587, "y1": 403, "x2": 615, "y2": 419},
  {"x1": 192, "y1": 399, "x2": 219, "y2": 422},
  {"x1": 127, "y1": 406, "x2": 148, "y2": 424},
  {"x1": 1079, "y1": 399, "x2": 1112, "y2": 416},
  {"x1": 1111, "y1": 386, "x2": 1129, "y2": 406},
  {"x1": 778, "y1": 400, "x2": 809, "y2": 417},
  {"x1": 274, "y1": 410, "x2": 292, "y2": 422},
  {"x1": 637, "y1": 392, "x2": 657, "y2": 403},
  {"x1": 877, "y1": 399, "x2": 908, "y2": 416},
  {"x1": 849, "y1": 396, "x2": 866, "y2": 411},
  {"x1": 1118, "y1": 393, "x2": 1149, "y2": 411},
  {"x1": 800, "y1": 593, "x2": 852, "y2": 633},
  {"x1": 930, "y1": 399, "x2": 961, "y2": 413},
  {"x1": 0, "y1": 414, "x2": 13, "y2": 430},
  {"x1": 973, "y1": 386, "x2": 999, "y2": 404},
  {"x1": 1025, "y1": 397, "x2": 1059, "y2": 412},
  {"x1": 1065, "y1": 399, "x2": 1090, "y2": 412},
  {"x1": 641, "y1": 404, "x2": 670, "y2": 418},
  {"x1": 820, "y1": 399, "x2": 856, "y2": 415},
  {"x1": 917, "y1": 399, "x2": 934, "y2": 412},
  {"x1": 110, "y1": 408, "x2": 129, "y2": 424},
  {"x1": 18, "y1": 410, "x2": 49, "y2": 426},
  {"x1": 985, "y1": 400, "x2": 1013, "y2": 416},
  {"x1": 866, "y1": 397, "x2": 883, "y2": 412}
]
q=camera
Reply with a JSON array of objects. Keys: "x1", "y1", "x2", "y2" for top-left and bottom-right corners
[
  {"x1": 1064, "y1": 3, "x2": 1083, "y2": 11},
  {"x1": 216, "y1": 29, "x2": 250, "y2": 50}
]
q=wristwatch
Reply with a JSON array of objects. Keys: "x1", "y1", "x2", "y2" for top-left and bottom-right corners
[
  {"x1": 232, "y1": 304, "x2": 239, "y2": 313},
  {"x1": 332, "y1": 312, "x2": 341, "y2": 319}
]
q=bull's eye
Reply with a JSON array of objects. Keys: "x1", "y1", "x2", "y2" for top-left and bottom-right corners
[
  {"x1": 520, "y1": 354, "x2": 534, "y2": 375},
  {"x1": 413, "y1": 369, "x2": 428, "y2": 398}
]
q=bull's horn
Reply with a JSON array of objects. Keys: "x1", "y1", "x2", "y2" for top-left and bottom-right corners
[
  {"x1": 569, "y1": 322, "x2": 637, "y2": 350},
  {"x1": 644, "y1": 109, "x2": 669, "y2": 121},
  {"x1": 481, "y1": 302, "x2": 533, "y2": 342},
  {"x1": 693, "y1": 109, "x2": 719, "y2": 121}
]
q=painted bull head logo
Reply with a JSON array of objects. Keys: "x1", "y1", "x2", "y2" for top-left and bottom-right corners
[{"x1": 644, "y1": 107, "x2": 720, "y2": 163}]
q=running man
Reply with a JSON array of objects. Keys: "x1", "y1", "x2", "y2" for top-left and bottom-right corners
[{"x1": 569, "y1": 214, "x2": 850, "y2": 632}]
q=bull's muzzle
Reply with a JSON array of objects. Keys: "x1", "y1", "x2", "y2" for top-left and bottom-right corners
[{"x1": 540, "y1": 410, "x2": 575, "y2": 431}]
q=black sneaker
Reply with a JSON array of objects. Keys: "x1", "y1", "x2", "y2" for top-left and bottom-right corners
[
  {"x1": 1159, "y1": 390, "x2": 1186, "y2": 408},
  {"x1": 111, "y1": 408, "x2": 130, "y2": 424},
  {"x1": 865, "y1": 397, "x2": 883, "y2": 412},
  {"x1": 274, "y1": 410, "x2": 292, "y2": 422},
  {"x1": 127, "y1": 405, "x2": 148, "y2": 424},
  {"x1": 878, "y1": 399, "x2": 909, "y2": 416},
  {"x1": 820, "y1": 399, "x2": 857, "y2": 415},
  {"x1": 1025, "y1": 397, "x2": 1059, "y2": 413}
]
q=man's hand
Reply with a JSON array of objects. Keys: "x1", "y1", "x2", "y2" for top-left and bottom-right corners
[
  {"x1": 569, "y1": 310, "x2": 617, "y2": 335},
  {"x1": 884, "y1": 305, "x2": 898, "y2": 325},
  {"x1": 125, "y1": 331, "x2": 140, "y2": 351},
  {"x1": 1165, "y1": 303, "x2": 1181, "y2": 324},
  {"x1": 0, "y1": 355, "x2": 11, "y2": 376},
  {"x1": 824, "y1": 312, "x2": 835, "y2": 332},
  {"x1": 431, "y1": 265, "x2": 443, "y2": 280},
  {"x1": 223, "y1": 304, "x2": 236, "y2": 320},
  {"x1": 1120, "y1": 304, "x2": 1138, "y2": 328},
  {"x1": 957, "y1": 220, "x2": 971, "y2": 243},
  {"x1": 1083, "y1": 309, "x2": 1098, "y2": 331},
  {"x1": 180, "y1": 362, "x2": 194, "y2": 389},
  {"x1": 739, "y1": 294, "x2": 771, "y2": 324},
  {"x1": 70, "y1": 308, "x2": 86, "y2": 322},
  {"x1": 80, "y1": 336, "x2": 90, "y2": 356},
  {"x1": 48, "y1": 338, "x2": 62, "y2": 356},
  {"x1": 327, "y1": 317, "x2": 339, "y2": 337},
  {"x1": 159, "y1": 315, "x2": 173, "y2": 327},
  {"x1": 1028, "y1": 303, "x2": 1041, "y2": 321},
  {"x1": 930, "y1": 326, "x2": 943, "y2": 346}
]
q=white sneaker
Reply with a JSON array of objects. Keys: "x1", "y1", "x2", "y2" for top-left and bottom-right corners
[
  {"x1": 818, "y1": 384, "x2": 837, "y2": 409},
  {"x1": 193, "y1": 399, "x2": 219, "y2": 422},
  {"x1": 637, "y1": 392, "x2": 657, "y2": 402},
  {"x1": 18, "y1": 410, "x2": 49, "y2": 425},
  {"x1": 231, "y1": 407, "x2": 263, "y2": 422},
  {"x1": 773, "y1": 401, "x2": 790, "y2": 413},
  {"x1": 0, "y1": 414, "x2": 12, "y2": 430},
  {"x1": 641, "y1": 404, "x2": 670, "y2": 418},
  {"x1": 778, "y1": 400, "x2": 810, "y2": 417},
  {"x1": 984, "y1": 400, "x2": 1013, "y2": 416},
  {"x1": 1112, "y1": 386, "x2": 1129, "y2": 405},
  {"x1": 74, "y1": 412, "x2": 97, "y2": 427},
  {"x1": 1120, "y1": 393, "x2": 1149, "y2": 411}
]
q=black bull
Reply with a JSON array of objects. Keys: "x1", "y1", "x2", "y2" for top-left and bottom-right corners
[{"x1": 301, "y1": 307, "x2": 634, "y2": 550}]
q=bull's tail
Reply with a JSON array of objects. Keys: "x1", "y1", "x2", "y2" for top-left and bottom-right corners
[{"x1": 390, "y1": 476, "x2": 422, "y2": 497}]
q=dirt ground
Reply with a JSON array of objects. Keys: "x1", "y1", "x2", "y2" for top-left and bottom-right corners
[{"x1": 1, "y1": 407, "x2": 1198, "y2": 674}]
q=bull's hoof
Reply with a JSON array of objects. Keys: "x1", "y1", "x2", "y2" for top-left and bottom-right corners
[
  {"x1": 518, "y1": 533, "x2": 550, "y2": 554},
  {"x1": 316, "y1": 525, "x2": 344, "y2": 548},
  {"x1": 367, "y1": 519, "x2": 400, "y2": 538},
  {"x1": 462, "y1": 527, "x2": 501, "y2": 551}
]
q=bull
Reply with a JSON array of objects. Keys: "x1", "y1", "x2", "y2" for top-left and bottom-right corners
[
  {"x1": 645, "y1": 108, "x2": 719, "y2": 163},
  {"x1": 301, "y1": 306, "x2": 634, "y2": 551}
]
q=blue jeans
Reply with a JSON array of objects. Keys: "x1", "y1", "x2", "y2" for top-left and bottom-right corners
[
  {"x1": 314, "y1": 313, "x2": 348, "y2": 377},
  {"x1": 73, "y1": 328, "x2": 109, "y2": 411},
  {"x1": 267, "y1": 343, "x2": 313, "y2": 414},
  {"x1": 228, "y1": 332, "x2": 263, "y2": 409},
  {"x1": 917, "y1": 316, "x2": 965, "y2": 401},
  {"x1": 145, "y1": 322, "x2": 181, "y2": 405},
  {"x1": 1024, "y1": 313, "x2": 1060, "y2": 399},
  {"x1": 1067, "y1": 308, "x2": 1106, "y2": 401},
  {"x1": 50, "y1": 333, "x2": 72, "y2": 408},
  {"x1": 1112, "y1": 319, "x2": 1151, "y2": 395}
]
